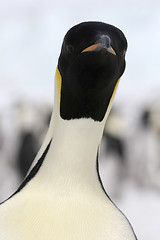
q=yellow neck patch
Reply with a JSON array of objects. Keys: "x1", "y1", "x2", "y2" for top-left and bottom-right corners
[
  {"x1": 104, "y1": 78, "x2": 120, "y2": 120},
  {"x1": 55, "y1": 66, "x2": 62, "y2": 104},
  {"x1": 109, "y1": 78, "x2": 120, "y2": 107}
]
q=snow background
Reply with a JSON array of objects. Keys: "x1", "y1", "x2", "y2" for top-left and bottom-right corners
[{"x1": 0, "y1": 0, "x2": 160, "y2": 239}]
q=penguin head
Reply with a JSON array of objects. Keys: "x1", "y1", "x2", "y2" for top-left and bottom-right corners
[{"x1": 57, "y1": 21, "x2": 127, "y2": 122}]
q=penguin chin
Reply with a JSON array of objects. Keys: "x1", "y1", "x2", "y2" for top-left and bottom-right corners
[
  {"x1": 59, "y1": 79, "x2": 119, "y2": 122},
  {"x1": 62, "y1": 50, "x2": 119, "y2": 90},
  {"x1": 59, "y1": 51, "x2": 120, "y2": 122}
]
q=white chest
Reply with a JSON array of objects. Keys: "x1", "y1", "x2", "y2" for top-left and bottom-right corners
[{"x1": 0, "y1": 186, "x2": 136, "y2": 240}]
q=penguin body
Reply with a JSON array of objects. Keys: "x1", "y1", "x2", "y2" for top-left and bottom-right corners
[
  {"x1": 0, "y1": 22, "x2": 137, "y2": 240},
  {"x1": 0, "y1": 119, "x2": 135, "y2": 240}
]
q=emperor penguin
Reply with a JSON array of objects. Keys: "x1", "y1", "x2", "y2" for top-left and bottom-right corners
[{"x1": 0, "y1": 22, "x2": 138, "y2": 240}]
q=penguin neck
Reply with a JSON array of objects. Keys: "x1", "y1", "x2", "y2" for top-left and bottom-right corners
[{"x1": 36, "y1": 115, "x2": 106, "y2": 192}]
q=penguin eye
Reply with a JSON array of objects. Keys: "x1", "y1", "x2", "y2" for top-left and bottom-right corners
[{"x1": 66, "y1": 44, "x2": 74, "y2": 54}]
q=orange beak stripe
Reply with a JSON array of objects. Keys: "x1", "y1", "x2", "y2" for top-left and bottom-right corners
[
  {"x1": 81, "y1": 43, "x2": 116, "y2": 55},
  {"x1": 81, "y1": 43, "x2": 102, "y2": 53}
]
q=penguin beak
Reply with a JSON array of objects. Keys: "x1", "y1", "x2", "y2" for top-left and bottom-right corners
[
  {"x1": 81, "y1": 43, "x2": 116, "y2": 55},
  {"x1": 81, "y1": 35, "x2": 116, "y2": 55},
  {"x1": 81, "y1": 43, "x2": 102, "y2": 53}
]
